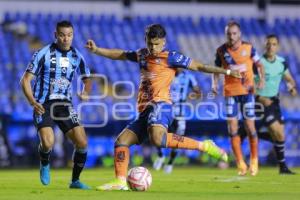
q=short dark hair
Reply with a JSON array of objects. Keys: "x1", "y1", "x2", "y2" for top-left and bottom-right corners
[
  {"x1": 145, "y1": 24, "x2": 166, "y2": 39},
  {"x1": 266, "y1": 34, "x2": 279, "y2": 43},
  {"x1": 226, "y1": 20, "x2": 241, "y2": 30},
  {"x1": 56, "y1": 20, "x2": 73, "y2": 32}
]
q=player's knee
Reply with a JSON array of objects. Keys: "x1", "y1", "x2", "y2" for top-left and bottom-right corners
[
  {"x1": 228, "y1": 127, "x2": 238, "y2": 137},
  {"x1": 41, "y1": 140, "x2": 54, "y2": 150},
  {"x1": 115, "y1": 135, "x2": 131, "y2": 146},
  {"x1": 149, "y1": 136, "x2": 162, "y2": 147},
  {"x1": 228, "y1": 126, "x2": 238, "y2": 136},
  {"x1": 75, "y1": 140, "x2": 87, "y2": 149},
  {"x1": 244, "y1": 121, "x2": 255, "y2": 130},
  {"x1": 274, "y1": 131, "x2": 285, "y2": 141},
  {"x1": 229, "y1": 132, "x2": 239, "y2": 137}
]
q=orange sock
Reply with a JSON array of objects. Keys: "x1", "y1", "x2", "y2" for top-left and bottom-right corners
[
  {"x1": 114, "y1": 146, "x2": 129, "y2": 180},
  {"x1": 230, "y1": 135, "x2": 244, "y2": 162},
  {"x1": 165, "y1": 133, "x2": 199, "y2": 150},
  {"x1": 249, "y1": 136, "x2": 258, "y2": 160}
]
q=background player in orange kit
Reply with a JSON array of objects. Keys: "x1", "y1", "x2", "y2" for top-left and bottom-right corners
[
  {"x1": 212, "y1": 21, "x2": 265, "y2": 176},
  {"x1": 86, "y1": 23, "x2": 241, "y2": 190}
]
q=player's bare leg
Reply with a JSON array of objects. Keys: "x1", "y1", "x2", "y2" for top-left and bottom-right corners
[
  {"x1": 244, "y1": 119, "x2": 258, "y2": 176},
  {"x1": 148, "y1": 125, "x2": 228, "y2": 162},
  {"x1": 228, "y1": 119, "x2": 247, "y2": 176},
  {"x1": 96, "y1": 129, "x2": 139, "y2": 191}
]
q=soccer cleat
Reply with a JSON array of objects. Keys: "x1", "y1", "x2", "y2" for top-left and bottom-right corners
[
  {"x1": 279, "y1": 166, "x2": 296, "y2": 175},
  {"x1": 203, "y1": 140, "x2": 228, "y2": 162},
  {"x1": 153, "y1": 156, "x2": 165, "y2": 171},
  {"x1": 96, "y1": 179, "x2": 129, "y2": 191},
  {"x1": 40, "y1": 164, "x2": 50, "y2": 185},
  {"x1": 249, "y1": 158, "x2": 259, "y2": 176},
  {"x1": 163, "y1": 164, "x2": 173, "y2": 174},
  {"x1": 237, "y1": 160, "x2": 248, "y2": 176},
  {"x1": 69, "y1": 180, "x2": 91, "y2": 190}
]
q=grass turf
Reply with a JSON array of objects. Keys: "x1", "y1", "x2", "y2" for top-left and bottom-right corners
[{"x1": 0, "y1": 167, "x2": 299, "y2": 200}]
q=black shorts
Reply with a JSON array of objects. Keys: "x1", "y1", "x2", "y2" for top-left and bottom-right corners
[
  {"x1": 257, "y1": 96, "x2": 284, "y2": 126},
  {"x1": 33, "y1": 100, "x2": 80, "y2": 134}
]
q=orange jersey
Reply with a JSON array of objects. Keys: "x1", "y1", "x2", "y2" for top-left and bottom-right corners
[
  {"x1": 215, "y1": 42, "x2": 260, "y2": 97},
  {"x1": 126, "y1": 49, "x2": 192, "y2": 112}
]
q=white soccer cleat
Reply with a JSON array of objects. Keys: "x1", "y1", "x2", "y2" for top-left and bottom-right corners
[{"x1": 153, "y1": 156, "x2": 165, "y2": 171}]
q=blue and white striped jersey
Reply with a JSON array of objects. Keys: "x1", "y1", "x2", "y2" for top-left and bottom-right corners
[{"x1": 26, "y1": 43, "x2": 90, "y2": 104}]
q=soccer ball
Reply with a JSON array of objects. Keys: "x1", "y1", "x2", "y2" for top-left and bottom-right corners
[{"x1": 127, "y1": 166, "x2": 152, "y2": 191}]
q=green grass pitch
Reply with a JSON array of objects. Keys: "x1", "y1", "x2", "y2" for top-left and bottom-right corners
[{"x1": 0, "y1": 167, "x2": 299, "y2": 200}]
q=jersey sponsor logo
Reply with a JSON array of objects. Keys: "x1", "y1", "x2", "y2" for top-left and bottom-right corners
[
  {"x1": 51, "y1": 77, "x2": 71, "y2": 90},
  {"x1": 27, "y1": 63, "x2": 34, "y2": 71},
  {"x1": 241, "y1": 49, "x2": 248, "y2": 57},
  {"x1": 138, "y1": 48, "x2": 149, "y2": 69},
  {"x1": 141, "y1": 71, "x2": 157, "y2": 80},
  {"x1": 223, "y1": 52, "x2": 234, "y2": 64},
  {"x1": 59, "y1": 57, "x2": 70, "y2": 68},
  {"x1": 59, "y1": 57, "x2": 70, "y2": 73},
  {"x1": 50, "y1": 57, "x2": 56, "y2": 64},
  {"x1": 49, "y1": 94, "x2": 68, "y2": 100},
  {"x1": 170, "y1": 51, "x2": 185, "y2": 63},
  {"x1": 266, "y1": 115, "x2": 274, "y2": 122},
  {"x1": 175, "y1": 54, "x2": 184, "y2": 62},
  {"x1": 35, "y1": 114, "x2": 43, "y2": 124},
  {"x1": 27, "y1": 52, "x2": 38, "y2": 71},
  {"x1": 229, "y1": 64, "x2": 247, "y2": 72}
]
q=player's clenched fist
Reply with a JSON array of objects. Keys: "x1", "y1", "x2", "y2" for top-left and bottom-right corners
[{"x1": 85, "y1": 39, "x2": 97, "y2": 53}]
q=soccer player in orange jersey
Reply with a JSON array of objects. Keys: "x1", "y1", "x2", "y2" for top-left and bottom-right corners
[
  {"x1": 212, "y1": 21, "x2": 265, "y2": 176},
  {"x1": 86, "y1": 24, "x2": 241, "y2": 190}
]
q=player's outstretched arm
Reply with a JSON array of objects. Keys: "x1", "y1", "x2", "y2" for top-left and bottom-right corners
[
  {"x1": 20, "y1": 72, "x2": 45, "y2": 115},
  {"x1": 85, "y1": 39, "x2": 127, "y2": 60},
  {"x1": 188, "y1": 60, "x2": 241, "y2": 78}
]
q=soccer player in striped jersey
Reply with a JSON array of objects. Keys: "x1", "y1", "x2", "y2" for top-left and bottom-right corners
[
  {"x1": 212, "y1": 21, "x2": 265, "y2": 176},
  {"x1": 241, "y1": 34, "x2": 297, "y2": 174},
  {"x1": 153, "y1": 69, "x2": 201, "y2": 173},
  {"x1": 20, "y1": 21, "x2": 91, "y2": 189},
  {"x1": 86, "y1": 23, "x2": 240, "y2": 191}
]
